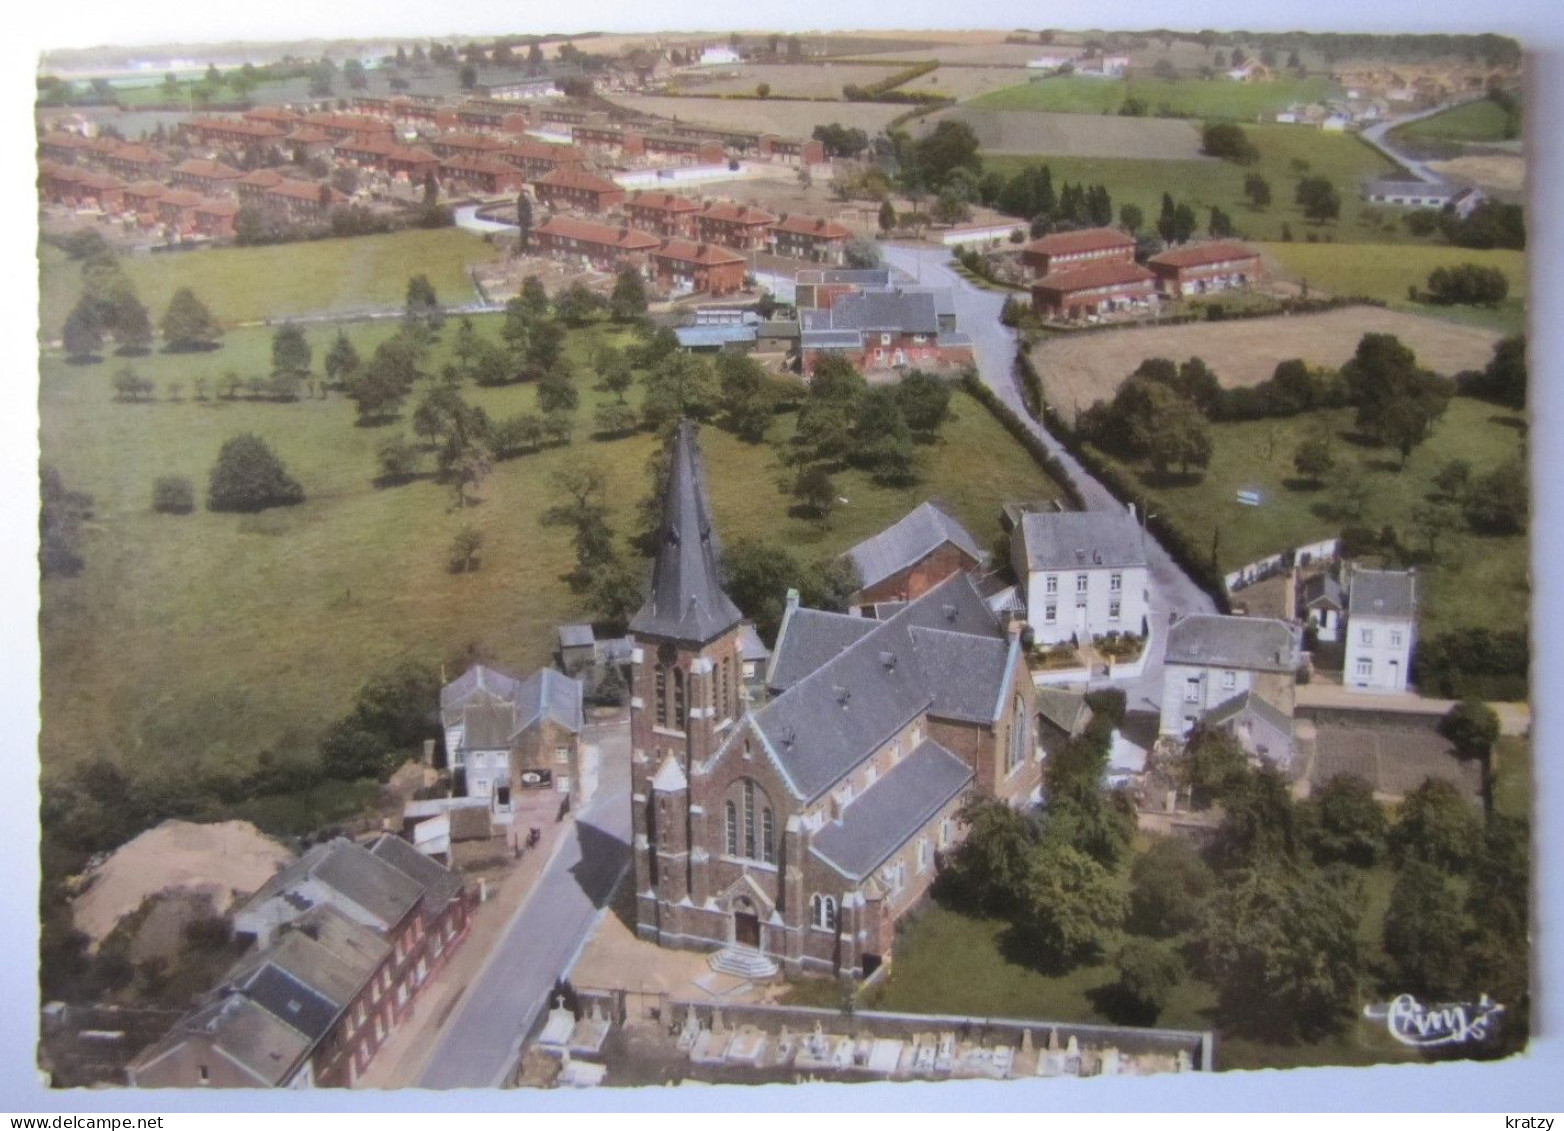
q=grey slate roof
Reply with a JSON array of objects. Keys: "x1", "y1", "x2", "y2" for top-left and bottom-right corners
[
  {"x1": 1348, "y1": 567, "x2": 1418, "y2": 620},
  {"x1": 1164, "y1": 614, "x2": 1300, "y2": 673},
  {"x1": 241, "y1": 963, "x2": 340, "y2": 1042},
  {"x1": 826, "y1": 289, "x2": 940, "y2": 334},
  {"x1": 767, "y1": 608, "x2": 878, "y2": 693},
  {"x1": 809, "y1": 740, "x2": 973, "y2": 880},
  {"x1": 1037, "y1": 687, "x2": 1091, "y2": 735},
  {"x1": 513, "y1": 667, "x2": 584, "y2": 736},
  {"x1": 369, "y1": 831, "x2": 465, "y2": 908},
  {"x1": 796, "y1": 267, "x2": 892, "y2": 288},
  {"x1": 843, "y1": 501, "x2": 988, "y2": 593},
  {"x1": 1018, "y1": 508, "x2": 1147, "y2": 572},
  {"x1": 137, "y1": 994, "x2": 311, "y2": 1087},
  {"x1": 1301, "y1": 573, "x2": 1345, "y2": 610},
  {"x1": 558, "y1": 623, "x2": 595, "y2": 649},
  {"x1": 1366, "y1": 178, "x2": 1461, "y2": 198},
  {"x1": 750, "y1": 573, "x2": 1008, "y2": 800},
  {"x1": 310, "y1": 840, "x2": 426, "y2": 927},
  {"x1": 629, "y1": 420, "x2": 745, "y2": 645},
  {"x1": 799, "y1": 329, "x2": 864, "y2": 350},
  {"x1": 441, "y1": 664, "x2": 525, "y2": 727},
  {"x1": 738, "y1": 622, "x2": 770, "y2": 664},
  {"x1": 909, "y1": 626, "x2": 1014, "y2": 724},
  {"x1": 461, "y1": 697, "x2": 517, "y2": 749},
  {"x1": 1204, "y1": 689, "x2": 1295, "y2": 737}
]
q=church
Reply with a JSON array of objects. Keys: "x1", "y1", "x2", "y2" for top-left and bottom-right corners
[{"x1": 629, "y1": 422, "x2": 1040, "y2": 980}]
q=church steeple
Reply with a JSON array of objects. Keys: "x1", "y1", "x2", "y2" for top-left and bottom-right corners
[{"x1": 629, "y1": 419, "x2": 743, "y2": 646}]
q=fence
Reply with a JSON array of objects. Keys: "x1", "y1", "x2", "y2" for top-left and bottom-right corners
[{"x1": 1224, "y1": 537, "x2": 1340, "y2": 593}]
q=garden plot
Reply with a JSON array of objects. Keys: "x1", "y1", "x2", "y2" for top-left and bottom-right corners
[{"x1": 604, "y1": 94, "x2": 907, "y2": 137}]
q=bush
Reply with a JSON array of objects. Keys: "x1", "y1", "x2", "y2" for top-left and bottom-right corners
[
  {"x1": 206, "y1": 433, "x2": 305, "y2": 513},
  {"x1": 1425, "y1": 263, "x2": 1509, "y2": 306},
  {"x1": 151, "y1": 475, "x2": 195, "y2": 514}
]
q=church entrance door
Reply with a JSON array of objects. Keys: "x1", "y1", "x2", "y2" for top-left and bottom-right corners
[{"x1": 733, "y1": 898, "x2": 761, "y2": 948}]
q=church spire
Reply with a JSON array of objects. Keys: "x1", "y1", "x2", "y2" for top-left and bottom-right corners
[{"x1": 629, "y1": 419, "x2": 743, "y2": 645}]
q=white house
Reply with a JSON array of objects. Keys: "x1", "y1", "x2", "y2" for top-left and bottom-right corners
[
  {"x1": 439, "y1": 664, "x2": 586, "y2": 815},
  {"x1": 1012, "y1": 508, "x2": 1151, "y2": 645},
  {"x1": 697, "y1": 46, "x2": 742, "y2": 67},
  {"x1": 1300, "y1": 572, "x2": 1346, "y2": 643},
  {"x1": 1159, "y1": 614, "x2": 1301, "y2": 738},
  {"x1": 1342, "y1": 567, "x2": 1418, "y2": 694}
]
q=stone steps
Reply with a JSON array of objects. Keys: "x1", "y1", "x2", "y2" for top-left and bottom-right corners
[{"x1": 708, "y1": 947, "x2": 778, "y2": 980}]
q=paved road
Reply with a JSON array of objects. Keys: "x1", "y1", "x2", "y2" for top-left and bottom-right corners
[
  {"x1": 1358, "y1": 96, "x2": 1486, "y2": 185},
  {"x1": 881, "y1": 243, "x2": 1216, "y2": 712},
  {"x1": 415, "y1": 721, "x2": 631, "y2": 1089}
]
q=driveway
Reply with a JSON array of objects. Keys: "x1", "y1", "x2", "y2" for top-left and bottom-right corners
[
  {"x1": 415, "y1": 719, "x2": 631, "y2": 1089},
  {"x1": 879, "y1": 243, "x2": 1215, "y2": 712}
]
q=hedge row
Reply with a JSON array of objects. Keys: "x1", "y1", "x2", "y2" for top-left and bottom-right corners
[
  {"x1": 1014, "y1": 345, "x2": 1045, "y2": 421},
  {"x1": 959, "y1": 371, "x2": 1084, "y2": 511},
  {"x1": 1041, "y1": 293, "x2": 1388, "y2": 338},
  {"x1": 1413, "y1": 626, "x2": 1529, "y2": 701},
  {"x1": 844, "y1": 60, "x2": 941, "y2": 100},
  {"x1": 1011, "y1": 352, "x2": 1233, "y2": 613}
]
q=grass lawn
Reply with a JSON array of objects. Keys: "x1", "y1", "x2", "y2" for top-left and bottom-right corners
[
  {"x1": 861, "y1": 897, "x2": 1420, "y2": 1072},
  {"x1": 983, "y1": 123, "x2": 1410, "y2": 245},
  {"x1": 39, "y1": 227, "x2": 498, "y2": 337},
  {"x1": 38, "y1": 315, "x2": 1065, "y2": 784},
  {"x1": 1259, "y1": 241, "x2": 1528, "y2": 336},
  {"x1": 969, "y1": 75, "x2": 1343, "y2": 120},
  {"x1": 1491, "y1": 735, "x2": 1532, "y2": 822},
  {"x1": 1393, "y1": 99, "x2": 1520, "y2": 145},
  {"x1": 1084, "y1": 397, "x2": 1528, "y2": 642}
]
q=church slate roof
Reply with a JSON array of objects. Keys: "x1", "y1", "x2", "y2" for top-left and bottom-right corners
[
  {"x1": 843, "y1": 500, "x2": 988, "y2": 593},
  {"x1": 767, "y1": 608, "x2": 878, "y2": 692},
  {"x1": 1017, "y1": 508, "x2": 1148, "y2": 572},
  {"x1": 908, "y1": 627, "x2": 1014, "y2": 724},
  {"x1": 629, "y1": 420, "x2": 744, "y2": 645},
  {"x1": 809, "y1": 740, "x2": 973, "y2": 880},
  {"x1": 748, "y1": 574, "x2": 1010, "y2": 801}
]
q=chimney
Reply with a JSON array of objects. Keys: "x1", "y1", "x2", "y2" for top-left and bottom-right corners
[
  {"x1": 785, "y1": 588, "x2": 800, "y2": 615},
  {"x1": 423, "y1": 739, "x2": 436, "y2": 766}
]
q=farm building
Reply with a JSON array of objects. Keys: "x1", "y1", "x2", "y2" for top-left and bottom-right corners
[
  {"x1": 799, "y1": 288, "x2": 971, "y2": 375},
  {"x1": 842, "y1": 501, "x2": 990, "y2": 610},
  {"x1": 1021, "y1": 227, "x2": 1136, "y2": 279},
  {"x1": 1031, "y1": 261, "x2": 1159, "y2": 320},
  {"x1": 1363, "y1": 179, "x2": 1485, "y2": 218},
  {"x1": 1147, "y1": 241, "x2": 1265, "y2": 296}
]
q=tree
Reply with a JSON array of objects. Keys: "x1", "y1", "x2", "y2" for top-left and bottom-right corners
[
  {"x1": 271, "y1": 323, "x2": 310, "y2": 375},
  {"x1": 592, "y1": 345, "x2": 635, "y2": 404},
  {"x1": 755, "y1": 82, "x2": 771, "y2": 98},
  {"x1": 1201, "y1": 122, "x2": 1259, "y2": 163},
  {"x1": 642, "y1": 352, "x2": 719, "y2": 428},
  {"x1": 1305, "y1": 774, "x2": 1388, "y2": 866},
  {"x1": 1390, "y1": 778, "x2": 1481, "y2": 872},
  {"x1": 878, "y1": 199, "x2": 896, "y2": 233},
  {"x1": 1112, "y1": 939, "x2": 1185, "y2": 1023},
  {"x1": 1292, "y1": 433, "x2": 1335, "y2": 485},
  {"x1": 1209, "y1": 765, "x2": 1305, "y2": 871},
  {"x1": 107, "y1": 294, "x2": 154, "y2": 353},
  {"x1": 347, "y1": 339, "x2": 420, "y2": 424},
  {"x1": 1144, "y1": 391, "x2": 1212, "y2": 477},
  {"x1": 544, "y1": 464, "x2": 614, "y2": 586},
  {"x1": 853, "y1": 388, "x2": 918, "y2": 485},
  {"x1": 1243, "y1": 173, "x2": 1272, "y2": 210},
  {"x1": 896, "y1": 370, "x2": 952, "y2": 438},
  {"x1": 321, "y1": 660, "x2": 441, "y2": 780},
  {"x1": 405, "y1": 274, "x2": 441, "y2": 330},
  {"x1": 1118, "y1": 203, "x2": 1143, "y2": 234},
  {"x1": 537, "y1": 362, "x2": 579, "y2": 414},
  {"x1": 1295, "y1": 176, "x2": 1341, "y2": 224},
  {"x1": 160, "y1": 288, "x2": 222, "y2": 350},
  {"x1": 716, "y1": 353, "x2": 773, "y2": 442},
  {"x1": 1382, "y1": 860, "x2": 1469, "y2": 1000},
  {"x1": 447, "y1": 525, "x2": 485, "y2": 573},
  {"x1": 62, "y1": 300, "x2": 104, "y2": 361},
  {"x1": 1460, "y1": 334, "x2": 1525, "y2": 409},
  {"x1": 1207, "y1": 206, "x2": 1234, "y2": 239},
  {"x1": 1177, "y1": 725, "x2": 1249, "y2": 808},
  {"x1": 1463, "y1": 814, "x2": 1530, "y2": 1053},
  {"x1": 1342, "y1": 333, "x2": 1451, "y2": 465},
  {"x1": 1464, "y1": 460, "x2": 1528, "y2": 535},
  {"x1": 1128, "y1": 835, "x2": 1214, "y2": 937},
  {"x1": 1019, "y1": 836, "x2": 1127, "y2": 966},
  {"x1": 1434, "y1": 458, "x2": 1472, "y2": 500},
  {"x1": 206, "y1": 433, "x2": 305, "y2": 512},
  {"x1": 910, "y1": 119, "x2": 982, "y2": 189},
  {"x1": 609, "y1": 266, "x2": 647, "y2": 322},
  {"x1": 587, "y1": 551, "x2": 645, "y2": 633},
  {"x1": 111, "y1": 365, "x2": 154, "y2": 402},
  {"x1": 942, "y1": 799, "x2": 1040, "y2": 916},
  {"x1": 1426, "y1": 263, "x2": 1509, "y2": 306},
  {"x1": 1440, "y1": 697, "x2": 1501, "y2": 795},
  {"x1": 791, "y1": 464, "x2": 837, "y2": 523},
  {"x1": 459, "y1": 62, "x2": 477, "y2": 90},
  {"x1": 324, "y1": 330, "x2": 361, "y2": 388},
  {"x1": 151, "y1": 475, "x2": 194, "y2": 514},
  {"x1": 844, "y1": 237, "x2": 882, "y2": 269},
  {"x1": 553, "y1": 282, "x2": 602, "y2": 327},
  {"x1": 1199, "y1": 864, "x2": 1362, "y2": 1040}
]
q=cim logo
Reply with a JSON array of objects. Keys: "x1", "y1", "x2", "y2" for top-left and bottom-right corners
[{"x1": 1362, "y1": 993, "x2": 1505, "y2": 1048}]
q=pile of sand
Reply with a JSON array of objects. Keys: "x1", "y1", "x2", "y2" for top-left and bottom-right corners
[{"x1": 71, "y1": 819, "x2": 294, "y2": 948}]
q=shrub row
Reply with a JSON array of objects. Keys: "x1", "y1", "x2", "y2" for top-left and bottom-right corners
[
  {"x1": 1014, "y1": 345, "x2": 1045, "y2": 421},
  {"x1": 843, "y1": 60, "x2": 941, "y2": 101},
  {"x1": 959, "y1": 370, "x2": 1084, "y2": 511},
  {"x1": 1413, "y1": 627, "x2": 1529, "y2": 701}
]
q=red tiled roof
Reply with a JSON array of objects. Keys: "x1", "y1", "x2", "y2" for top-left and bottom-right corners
[
  {"x1": 1148, "y1": 240, "x2": 1262, "y2": 269},
  {"x1": 537, "y1": 167, "x2": 621, "y2": 194},
  {"x1": 501, "y1": 139, "x2": 584, "y2": 164},
  {"x1": 1033, "y1": 261, "x2": 1155, "y2": 292},
  {"x1": 244, "y1": 107, "x2": 303, "y2": 126},
  {"x1": 77, "y1": 170, "x2": 127, "y2": 190},
  {"x1": 1024, "y1": 226, "x2": 1135, "y2": 256},
  {"x1": 627, "y1": 191, "x2": 701, "y2": 214},
  {"x1": 302, "y1": 112, "x2": 392, "y2": 134},
  {"x1": 265, "y1": 179, "x2": 348, "y2": 204},
  {"x1": 40, "y1": 132, "x2": 94, "y2": 150},
  {"x1": 534, "y1": 214, "x2": 662, "y2": 250},
  {"x1": 109, "y1": 144, "x2": 168, "y2": 166},
  {"x1": 189, "y1": 116, "x2": 285, "y2": 139},
  {"x1": 159, "y1": 189, "x2": 206, "y2": 208},
  {"x1": 173, "y1": 158, "x2": 242, "y2": 179},
  {"x1": 386, "y1": 146, "x2": 439, "y2": 165},
  {"x1": 698, "y1": 201, "x2": 776, "y2": 226},
  {"x1": 653, "y1": 239, "x2": 746, "y2": 266},
  {"x1": 334, "y1": 135, "x2": 399, "y2": 157},
  {"x1": 772, "y1": 213, "x2": 850, "y2": 239},
  {"x1": 439, "y1": 155, "x2": 520, "y2": 177},
  {"x1": 437, "y1": 132, "x2": 509, "y2": 151},
  {"x1": 194, "y1": 197, "x2": 241, "y2": 216},
  {"x1": 285, "y1": 126, "x2": 336, "y2": 145},
  {"x1": 239, "y1": 168, "x2": 287, "y2": 188}
]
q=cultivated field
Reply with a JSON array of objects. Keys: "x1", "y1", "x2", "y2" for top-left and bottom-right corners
[
  {"x1": 1031, "y1": 305, "x2": 1504, "y2": 422},
  {"x1": 981, "y1": 122, "x2": 1405, "y2": 243},
  {"x1": 1426, "y1": 154, "x2": 1526, "y2": 195},
  {"x1": 38, "y1": 312, "x2": 1065, "y2": 783},
  {"x1": 1393, "y1": 97, "x2": 1519, "y2": 143},
  {"x1": 39, "y1": 228, "x2": 497, "y2": 337},
  {"x1": 673, "y1": 63, "x2": 916, "y2": 99},
  {"x1": 1259, "y1": 242, "x2": 1528, "y2": 335},
  {"x1": 917, "y1": 67, "x2": 1032, "y2": 102},
  {"x1": 919, "y1": 107, "x2": 1205, "y2": 159},
  {"x1": 842, "y1": 42, "x2": 1056, "y2": 67},
  {"x1": 968, "y1": 74, "x2": 1344, "y2": 119},
  {"x1": 604, "y1": 93, "x2": 907, "y2": 136}
]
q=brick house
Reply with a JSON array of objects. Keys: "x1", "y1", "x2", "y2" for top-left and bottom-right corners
[
  {"x1": 758, "y1": 135, "x2": 827, "y2": 166},
  {"x1": 38, "y1": 162, "x2": 127, "y2": 213},
  {"x1": 625, "y1": 191, "x2": 703, "y2": 239},
  {"x1": 261, "y1": 179, "x2": 348, "y2": 223},
  {"x1": 632, "y1": 423, "x2": 1039, "y2": 980},
  {"x1": 645, "y1": 134, "x2": 726, "y2": 165},
  {"x1": 170, "y1": 158, "x2": 244, "y2": 197},
  {"x1": 533, "y1": 166, "x2": 625, "y2": 214},
  {"x1": 128, "y1": 836, "x2": 471, "y2": 1089},
  {"x1": 121, "y1": 180, "x2": 170, "y2": 224},
  {"x1": 235, "y1": 167, "x2": 287, "y2": 205},
  {"x1": 156, "y1": 189, "x2": 207, "y2": 236},
  {"x1": 842, "y1": 501, "x2": 990, "y2": 610},
  {"x1": 1031, "y1": 261, "x2": 1159, "y2": 319},
  {"x1": 185, "y1": 116, "x2": 286, "y2": 149},
  {"x1": 1020, "y1": 226, "x2": 1136, "y2": 278},
  {"x1": 100, "y1": 143, "x2": 169, "y2": 183},
  {"x1": 283, "y1": 125, "x2": 337, "y2": 161},
  {"x1": 438, "y1": 155, "x2": 525, "y2": 195},
  {"x1": 693, "y1": 201, "x2": 776, "y2": 251},
  {"x1": 799, "y1": 288, "x2": 971, "y2": 375},
  {"x1": 38, "y1": 131, "x2": 96, "y2": 164},
  {"x1": 497, "y1": 138, "x2": 587, "y2": 180},
  {"x1": 427, "y1": 131, "x2": 510, "y2": 160},
  {"x1": 650, "y1": 239, "x2": 748, "y2": 296},
  {"x1": 533, "y1": 214, "x2": 662, "y2": 271},
  {"x1": 193, "y1": 197, "x2": 240, "y2": 239},
  {"x1": 300, "y1": 112, "x2": 396, "y2": 143},
  {"x1": 243, "y1": 107, "x2": 303, "y2": 130},
  {"x1": 1147, "y1": 240, "x2": 1265, "y2": 296},
  {"x1": 573, "y1": 122, "x2": 643, "y2": 158},
  {"x1": 770, "y1": 213, "x2": 852, "y2": 264}
]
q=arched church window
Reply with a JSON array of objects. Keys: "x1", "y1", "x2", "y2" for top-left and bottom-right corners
[
  {"x1": 673, "y1": 668, "x2": 686, "y2": 730},
  {"x1": 762, "y1": 806, "x2": 775, "y2": 864},
  {"x1": 743, "y1": 780, "x2": 757, "y2": 859},
  {"x1": 654, "y1": 664, "x2": 668, "y2": 728},
  {"x1": 725, "y1": 801, "x2": 738, "y2": 856}
]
